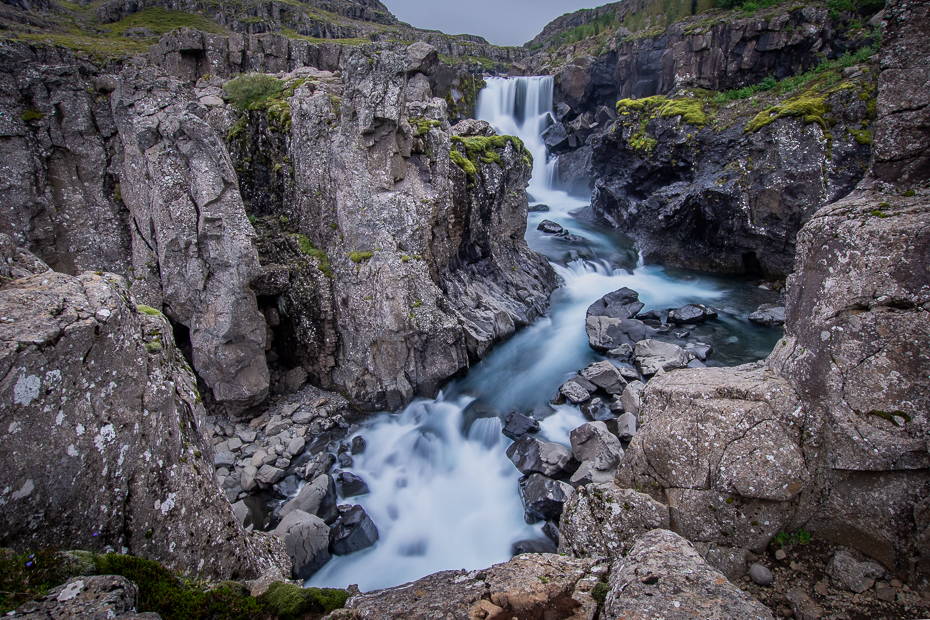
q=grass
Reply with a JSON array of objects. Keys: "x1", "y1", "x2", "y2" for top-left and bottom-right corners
[
  {"x1": 223, "y1": 74, "x2": 284, "y2": 110},
  {"x1": 0, "y1": 549, "x2": 71, "y2": 613},
  {"x1": 771, "y1": 529, "x2": 812, "y2": 548},
  {"x1": 137, "y1": 304, "x2": 164, "y2": 317},
  {"x1": 106, "y1": 7, "x2": 226, "y2": 37},
  {"x1": 294, "y1": 234, "x2": 332, "y2": 278}
]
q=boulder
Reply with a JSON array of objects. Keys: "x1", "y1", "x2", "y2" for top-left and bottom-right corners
[
  {"x1": 12, "y1": 575, "x2": 157, "y2": 620},
  {"x1": 586, "y1": 287, "x2": 644, "y2": 320},
  {"x1": 633, "y1": 339, "x2": 690, "y2": 375},
  {"x1": 684, "y1": 342, "x2": 713, "y2": 361},
  {"x1": 256, "y1": 464, "x2": 287, "y2": 486},
  {"x1": 569, "y1": 422, "x2": 623, "y2": 468},
  {"x1": 667, "y1": 304, "x2": 718, "y2": 324},
  {"x1": 619, "y1": 381, "x2": 645, "y2": 416},
  {"x1": 616, "y1": 412, "x2": 637, "y2": 441},
  {"x1": 274, "y1": 510, "x2": 331, "y2": 580},
  {"x1": 748, "y1": 563, "x2": 774, "y2": 586},
  {"x1": 541, "y1": 122, "x2": 570, "y2": 152},
  {"x1": 604, "y1": 530, "x2": 776, "y2": 620},
  {"x1": 559, "y1": 484, "x2": 669, "y2": 560},
  {"x1": 279, "y1": 474, "x2": 338, "y2": 525},
  {"x1": 328, "y1": 553, "x2": 602, "y2": 620},
  {"x1": 405, "y1": 42, "x2": 439, "y2": 76},
  {"x1": 521, "y1": 474, "x2": 575, "y2": 522},
  {"x1": 0, "y1": 272, "x2": 285, "y2": 579},
  {"x1": 502, "y1": 411, "x2": 540, "y2": 440},
  {"x1": 537, "y1": 219, "x2": 565, "y2": 235},
  {"x1": 826, "y1": 550, "x2": 886, "y2": 593},
  {"x1": 585, "y1": 316, "x2": 647, "y2": 352},
  {"x1": 351, "y1": 436, "x2": 367, "y2": 455},
  {"x1": 749, "y1": 304, "x2": 786, "y2": 326},
  {"x1": 330, "y1": 505, "x2": 379, "y2": 555},
  {"x1": 705, "y1": 546, "x2": 751, "y2": 582},
  {"x1": 0, "y1": 234, "x2": 50, "y2": 281},
  {"x1": 579, "y1": 360, "x2": 627, "y2": 395},
  {"x1": 336, "y1": 471, "x2": 370, "y2": 498},
  {"x1": 511, "y1": 538, "x2": 558, "y2": 555},
  {"x1": 506, "y1": 436, "x2": 577, "y2": 478},
  {"x1": 559, "y1": 379, "x2": 591, "y2": 404}
]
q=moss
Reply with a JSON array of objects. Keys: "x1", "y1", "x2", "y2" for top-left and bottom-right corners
[
  {"x1": 137, "y1": 304, "x2": 163, "y2": 317},
  {"x1": 294, "y1": 234, "x2": 333, "y2": 278},
  {"x1": 412, "y1": 300, "x2": 422, "y2": 308},
  {"x1": 223, "y1": 74, "x2": 283, "y2": 110},
  {"x1": 21, "y1": 109, "x2": 45, "y2": 123},
  {"x1": 146, "y1": 339, "x2": 163, "y2": 354},
  {"x1": 259, "y1": 582, "x2": 349, "y2": 620},
  {"x1": 745, "y1": 96, "x2": 831, "y2": 133},
  {"x1": 349, "y1": 251, "x2": 374, "y2": 264},
  {"x1": 410, "y1": 118, "x2": 441, "y2": 136},
  {"x1": 93, "y1": 553, "x2": 268, "y2": 620},
  {"x1": 849, "y1": 128, "x2": 872, "y2": 145},
  {"x1": 864, "y1": 409, "x2": 911, "y2": 426},
  {"x1": 449, "y1": 134, "x2": 532, "y2": 187},
  {"x1": 591, "y1": 581, "x2": 610, "y2": 605},
  {"x1": 616, "y1": 95, "x2": 666, "y2": 114},
  {"x1": 658, "y1": 98, "x2": 706, "y2": 127}
]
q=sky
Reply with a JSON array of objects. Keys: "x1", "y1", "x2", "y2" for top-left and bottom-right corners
[{"x1": 383, "y1": 0, "x2": 606, "y2": 47}]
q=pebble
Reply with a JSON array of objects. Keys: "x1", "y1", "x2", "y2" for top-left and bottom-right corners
[
  {"x1": 876, "y1": 586, "x2": 896, "y2": 602},
  {"x1": 775, "y1": 549, "x2": 787, "y2": 561},
  {"x1": 749, "y1": 563, "x2": 774, "y2": 586}
]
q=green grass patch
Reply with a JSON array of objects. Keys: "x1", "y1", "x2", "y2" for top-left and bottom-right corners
[
  {"x1": 771, "y1": 529, "x2": 812, "y2": 548},
  {"x1": 137, "y1": 304, "x2": 164, "y2": 317},
  {"x1": 223, "y1": 74, "x2": 284, "y2": 110},
  {"x1": 294, "y1": 234, "x2": 332, "y2": 278},
  {"x1": 0, "y1": 549, "x2": 73, "y2": 613}
]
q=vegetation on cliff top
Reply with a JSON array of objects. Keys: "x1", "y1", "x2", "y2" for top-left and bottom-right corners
[
  {"x1": 0, "y1": 549, "x2": 350, "y2": 620},
  {"x1": 449, "y1": 134, "x2": 533, "y2": 187}
]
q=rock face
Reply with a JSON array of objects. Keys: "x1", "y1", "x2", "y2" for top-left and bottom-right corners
[
  {"x1": 588, "y1": 80, "x2": 874, "y2": 277},
  {"x1": 236, "y1": 46, "x2": 556, "y2": 410},
  {"x1": 0, "y1": 271, "x2": 286, "y2": 579},
  {"x1": 615, "y1": 3, "x2": 930, "y2": 577},
  {"x1": 559, "y1": 483, "x2": 669, "y2": 560},
  {"x1": 603, "y1": 530, "x2": 775, "y2": 620},
  {"x1": 111, "y1": 66, "x2": 270, "y2": 415}
]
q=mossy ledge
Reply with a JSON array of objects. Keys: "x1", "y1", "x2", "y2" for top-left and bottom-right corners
[
  {"x1": 615, "y1": 95, "x2": 707, "y2": 127},
  {"x1": 449, "y1": 134, "x2": 533, "y2": 186},
  {"x1": 744, "y1": 96, "x2": 831, "y2": 133},
  {"x1": 0, "y1": 549, "x2": 350, "y2": 619}
]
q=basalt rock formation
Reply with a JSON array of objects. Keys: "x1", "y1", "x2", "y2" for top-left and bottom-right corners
[
  {"x1": 0, "y1": 259, "x2": 287, "y2": 579},
  {"x1": 599, "y1": 0, "x2": 930, "y2": 586}
]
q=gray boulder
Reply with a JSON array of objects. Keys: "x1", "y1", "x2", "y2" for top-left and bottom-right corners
[
  {"x1": 634, "y1": 339, "x2": 690, "y2": 375},
  {"x1": 537, "y1": 219, "x2": 565, "y2": 235},
  {"x1": 330, "y1": 505, "x2": 379, "y2": 555},
  {"x1": 336, "y1": 471, "x2": 370, "y2": 498},
  {"x1": 586, "y1": 316, "x2": 647, "y2": 352},
  {"x1": 0, "y1": 271, "x2": 286, "y2": 580},
  {"x1": 579, "y1": 360, "x2": 627, "y2": 394},
  {"x1": 619, "y1": 380, "x2": 645, "y2": 416},
  {"x1": 749, "y1": 303, "x2": 786, "y2": 326},
  {"x1": 604, "y1": 530, "x2": 775, "y2": 620},
  {"x1": 826, "y1": 550, "x2": 886, "y2": 593},
  {"x1": 569, "y1": 422, "x2": 623, "y2": 470},
  {"x1": 705, "y1": 546, "x2": 751, "y2": 582},
  {"x1": 586, "y1": 287, "x2": 644, "y2": 320},
  {"x1": 506, "y1": 436, "x2": 577, "y2": 478},
  {"x1": 275, "y1": 510, "x2": 331, "y2": 580},
  {"x1": 616, "y1": 412, "x2": 637, "y2": 441},
  {"x1": 511, "y1": 538, "x2": 558, "y2": 555},
  {"x1": 559, "y1": 484, "x2": 669, "y2": 560},
  {"x1": 256, "y1": 464, "x2": 287, "y2": 486},
  {"x1": 280, "y1": 474, "x2": 338, "y2": 525},
  {"x1": 748, "y1": 563, "x2": 774, "y2": 586},
  {"x1": 12, "y1": 575, "x2": 157, "y2": 620},
  {"x1": 668, "y1": 304, "x2": 718, "y2": 324},
  {"x1": 521, "y1": 474, "x2": 575, "y2": 522},
  {"x1": 558, "y1": 379, "x2": 591, "y2": 404}
]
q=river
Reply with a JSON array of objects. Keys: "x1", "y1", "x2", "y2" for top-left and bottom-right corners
[{"x1": 305, "y1": 76, "x2": 782, "y2": 591}]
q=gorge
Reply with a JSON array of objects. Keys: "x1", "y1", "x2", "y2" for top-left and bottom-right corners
[{"x1": 0, "y1": 0, "x2": 928, "y2": 618}]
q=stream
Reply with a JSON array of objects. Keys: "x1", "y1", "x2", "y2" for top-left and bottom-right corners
[{"x1": 305, "y1": 76, "x2": 783, "y2": 592}]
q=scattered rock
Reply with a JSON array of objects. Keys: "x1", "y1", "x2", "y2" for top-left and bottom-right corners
[
  {"x1": 586, "y1": 287, "x2": 644, "y2": 320},
  {"x1": 826, "y1": 550, "x2": 885, "y2": 593},
  {"x1": 569, "y1": 421, "x2": 623, "y2": 469},
  {"x1": 619, "y1": 381, "x2": 645, "y2": 416},
  {"x1": 586, "y1": 316, "x2": 647, "y2": 352},
  {"x1": 12, "y1": 575, "x2": 155, "y2": 619},
  {"x1": 351, "y1": 436, "x2": 367, "y2": 455},
  {"x1": 502, "y1": 411, "x2": 540, "y2": 440},
  {"x1": 579, "y1": 360, "x2": 627, "y2": 394},
  {"x1": 787, "y1": 587, "x2": 824, "y2": 620},
  {"x1": 705, "y1": 546, "x2": 750, "y2": 582},
  {"x1": 537, "y1": 220, "x2": 565, "y2": 235},
  {"x1": 511, "y1": 538, "x2": 558, "y2": 555},
  {"x1": 559, "y1": 379, "x2": 592, "y2": 404},
  {"x1": 330, "y1": 505, "x2": 379, "y2": 555},
  {"x1": 749, "y1": 563, "x2": 774, "y2": 586},
  {"x1": 520, "y1": 474, "x2": 574, "y2": 522},
  {"x1": 616, "y1": 412, "x2": 637, "y2": 441},
  {"x1": 633, "y1": 339, "x2": 690, "y2": 375},
  {"x1": 336, "y1": 471, "x2": 369, "y2": 498},
  {"x1": 527, "y1": 203, "x2": 550, "y2": 212},
  {"x1": 280, "y1": 474, "x2": 338, "y2": 525},
  {"x1": 749, "y1": 304, "x2": 786, "y2": 326},
  {"x1": 667, "y1": 304, "x2": 718, "y2": 324},
  {"x1": 275, "y1": 510, "x2": 331, "y2": 580},
  {"x1": 506, "y1": 435, "x2": 577, "y2": 478}
]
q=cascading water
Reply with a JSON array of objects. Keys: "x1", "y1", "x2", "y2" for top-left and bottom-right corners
[{"x1": 307, "y1": 77, "x2": 782, "y2": 592}]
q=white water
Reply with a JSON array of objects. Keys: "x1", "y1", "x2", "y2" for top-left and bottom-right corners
[{"x1": 307, "y1": 77, "x2": 782, "y2": 592}]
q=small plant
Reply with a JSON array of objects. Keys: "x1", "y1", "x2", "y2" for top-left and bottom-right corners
[
  {"x1": 0, "y1": 549, "x2": 71, "y2": 613},
  {"x1": 223, "y1": 74, "x2": 283, "y2": 110},
  {"x1": 771, "y1": 529, "x2": 812, "y2": 548}
]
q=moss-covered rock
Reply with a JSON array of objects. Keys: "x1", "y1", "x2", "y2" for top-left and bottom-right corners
[{"x1": 258, "y1": 581, "x2": 350, "y2": 620}]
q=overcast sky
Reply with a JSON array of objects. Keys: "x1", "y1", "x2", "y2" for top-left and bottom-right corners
[{"x1": 384, "y1": 0, "x2": 605, "y2": 47}]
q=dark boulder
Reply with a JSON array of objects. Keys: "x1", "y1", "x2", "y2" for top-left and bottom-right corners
[
  {"x1": 336, "y1": 471, "x2": 369, "y2": 498},
  {"x1": 586, "y1": 287, "x2": 644, "y2": 319},
  {"x1": 520, "y1": 474, "x2": 574, "y2": 522},
  {"x1": 502, "y1": 412, "x2": 540, "y2": 440},
  {"x1": 586, "y1": 316, "x2": 648, "y2": 352},
  {"x1": 511, "y1": 538, "x2": 559, "y2": 555},
  {"x1": 537, "y1": 219, "x2": 565, "y2": 234},
  {"x1": 668, "y1": 304, "x2": 718, "y2": 324},
  {"x1": 329, "y1": 505, "x2": 379, "y2": 556},
  {"x1": 506, "y1": 436, "x2": 577, "y2": 478}
]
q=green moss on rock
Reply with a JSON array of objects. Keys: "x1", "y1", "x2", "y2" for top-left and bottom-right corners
[
  {"x1": 21, "y1": 109, "x2": 45, "y2": 123},
  {"x1": 137, "y1": 304, "x2": 164, "y2": 317},
  {"x1": 744, "y1": 96, "x2": 831, "y2": 133},
  {"x1": 349, "y1": 251, "x2": 374, "y2": 264},
  {"x1": 294, "y1": 234, "x2": 333, "y2": 278},
  {"x1": 258, "y1": 582, "x2": 350, "y2": 620},
  {"x1": 449, "y1": 134, "x2": 532, "y2": 187}
]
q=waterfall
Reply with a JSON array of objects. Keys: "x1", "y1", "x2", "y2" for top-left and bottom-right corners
[{"x1": 476, "y1": 76, "x2": 560, "y2": 199}]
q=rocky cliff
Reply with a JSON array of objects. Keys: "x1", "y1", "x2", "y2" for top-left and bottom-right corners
[
  {"x1": 601, "y1": 0, "x2": 930, "y2": 586},
  {"x1": 522, "y1": 0, "x2": 882, "y2": 277},
  {"x1": 0, "y1": 245, "x2": 288, "y2": 579}
]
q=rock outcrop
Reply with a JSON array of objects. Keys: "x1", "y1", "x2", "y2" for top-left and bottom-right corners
[
  {"x1": 612, "y1": 0, "x2": 930, "y2": 584},
  {"x1": 112, "y1": 65, "x2": 270, "y2": 415},
  {"x1": 232, "y1": 47, "x2": 555, "y2": 410},
  {"x1": 11, "y1": 575, "x2": 159, "y2": 620},
  {"x1": 0, "y1": 270, "x2": 287, "y2": 579}
]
